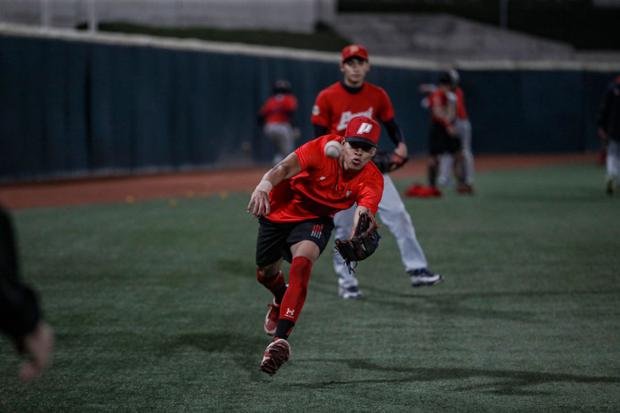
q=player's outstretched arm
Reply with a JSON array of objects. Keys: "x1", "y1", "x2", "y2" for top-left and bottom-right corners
[
  {"x1": 247, "y1": 153, "x2": 301, "y2": 217},
  {"x1": 351, "y1": 206, "x2": 372, "y2": 238}
]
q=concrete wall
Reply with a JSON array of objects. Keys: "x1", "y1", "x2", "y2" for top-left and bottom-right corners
[{"x1": 0, "y1": 0, "x2": 337, "y2": 33}]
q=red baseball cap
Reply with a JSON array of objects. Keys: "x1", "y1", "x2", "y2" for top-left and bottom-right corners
[
  {"x1": 341, "y1": 44, "x2": 369, "y2": 63},
  {"x1": 344, "y1": 116, "x2": 380, "y2": 147}
]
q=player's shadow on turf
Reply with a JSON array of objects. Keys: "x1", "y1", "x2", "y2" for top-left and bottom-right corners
[
  {"x1": 287, "y1": 359, "x2": 620, "y2": 395},
  {"x1": 309, "y1": 280, "x2": 533, "y2": 323},
  {"x1": 490, "y1": 187, "x2": 611, "y2": 203},
  {"x1": 215, "y1": 258, "x2": 255, "y2": 279},
  {"x1": 312, "y1": 281, "x2": 620, "y2": 324},
  {"x1": 162, "y1": 332, "x2": 265, "y2": 375}
]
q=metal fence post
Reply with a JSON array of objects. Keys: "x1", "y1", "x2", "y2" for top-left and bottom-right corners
[
  {"x1": 87, "y1": 0, "x2": 97, "y2": 32},
  {"x1": 41, "y1": 0, "x2": 51, "y2": 28},
  {"x1": 499, "y1": 0, "x2": 509, "y2": 29}
]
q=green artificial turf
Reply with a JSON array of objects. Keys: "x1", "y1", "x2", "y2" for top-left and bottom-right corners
[{"x1": 1, "y1": 162, "x2": 619, "y2": 412}]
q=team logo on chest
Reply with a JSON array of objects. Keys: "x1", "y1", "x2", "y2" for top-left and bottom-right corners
[{"x1": 337, "y1": 108, "x2": 374, "y2": 131}]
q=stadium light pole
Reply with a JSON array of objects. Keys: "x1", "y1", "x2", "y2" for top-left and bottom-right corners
[
  {"x1": 499, "y1": 0, "x2": 509, "y2": 29},
  {"x1": 87, "y1": 0, "x2": 98, "y2": 33},
  {"x1": 40, "y1": 0, "x2": 51, "y2": 29}
]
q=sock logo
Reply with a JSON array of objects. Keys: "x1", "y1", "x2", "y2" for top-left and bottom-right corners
[{"x1": 285, "y1": 307, "x2": 295, "y2": 318}]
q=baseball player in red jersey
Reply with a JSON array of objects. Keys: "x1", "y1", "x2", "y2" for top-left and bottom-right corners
[
  {"x1": 430, "y1": 70, "x2": 475, "y2": 193},
  {"x1": 414, "y1": 71, "x2": 468, "y2": 195},
  {"x1": 312, "y1": 44, "x2": 442, "y2": 299},
  {"x1": 248, "y1": 116, "x2": 384, "y2": 375},
  {"x1": 258, "y1": 80, "x2": 299, "y2": 165}
]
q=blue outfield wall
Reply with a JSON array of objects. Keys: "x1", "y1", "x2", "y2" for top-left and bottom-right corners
[{"x1": 0, "y1": 34, "x2": 616, "y2": 181}]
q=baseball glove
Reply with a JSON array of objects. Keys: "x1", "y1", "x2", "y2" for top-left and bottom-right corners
[
  {"x1": 335, "y1": 212, "x2": 381, "y2": 271},
  {"x1": 372, "y1": 151, "x2": 409, "y2": 174}
]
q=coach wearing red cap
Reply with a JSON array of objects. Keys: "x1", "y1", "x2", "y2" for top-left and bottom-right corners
[{"x1": 247, "y1": 115, "x2": 383, "y2": 376}]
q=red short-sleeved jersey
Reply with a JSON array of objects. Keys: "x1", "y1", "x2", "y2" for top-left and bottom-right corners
[
  {"x1": 311, "y1": 82, "x2": 394, "y2": 134},
  {"x1": 455, "y1": 87, "x2": 468, "y2": 120},
  {"x1": 265, "y1": 135, "x2": 384, "y2": 223},
  {"x1": 429, "y1": 89, "x2": 453, "y2": 127},
  {"x1": 260, "y1": 94, "x2": 298, "y2": 124}
]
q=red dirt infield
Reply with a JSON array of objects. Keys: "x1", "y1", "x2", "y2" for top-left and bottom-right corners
[{"x1": 0, "y1": 153, "x2": 596, "y2": 210}]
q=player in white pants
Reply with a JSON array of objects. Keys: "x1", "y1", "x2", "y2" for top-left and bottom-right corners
[
  {"x1": 263, "y1": 123, "x2": 295, "y2": 165},
  {"x1": 312, "y1": 44, "x2": 443, "y2": 299},
  {"x1": 597, "y1": 74, "x2": 620, "y2": 195},
  {"x1": 606, "y1": 140, "x2": 620, "y2": 194},
  {"x1": 439, "y1": 117, "x2": 474, "y2": 188},
  {"x1": 425, "y1": 69, "x2": 475, "y2": 192}
]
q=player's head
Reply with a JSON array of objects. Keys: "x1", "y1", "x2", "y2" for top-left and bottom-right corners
[
  {"x1": 341, "y1": 44, "x2": 369, "y2": 63},
  {"x1": 342, "y1": 116, "x2": 379, "y2": 171},
  {"x1": 438, "y1": 71, "x2": 453, "y2": 90},
  {"x1": 439, "y1": 69, "x2": 459, "y2": 89},
  {"x1": 272, "y1": 79, "x2": 291, "y2": 94},
  {"x1": 340, "y1": 44, "x2": 370, "y2": 87}
]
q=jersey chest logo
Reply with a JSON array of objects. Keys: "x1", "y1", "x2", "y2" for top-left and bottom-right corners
[{"x1": 336, "y1": 108, "x2": 374, "y2": 131}]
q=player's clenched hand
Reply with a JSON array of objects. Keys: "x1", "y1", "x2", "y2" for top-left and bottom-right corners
[{"x1": 247, "y1": 180, "x2": 273, "y2": 217}]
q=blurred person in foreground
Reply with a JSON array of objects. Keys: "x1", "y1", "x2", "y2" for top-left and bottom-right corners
[
  {"x1": 597, "y1": 74, "x2": 620, "y2": 195},
  {"x1": 247, "y1": 116, "x2": 383, "y2": 376},
  {"x1": 258, "y1": 79, "x2": 299, "y2": 165},
  {"x1": 0, "y1": 205, "x2": 54, "y2": 381}
]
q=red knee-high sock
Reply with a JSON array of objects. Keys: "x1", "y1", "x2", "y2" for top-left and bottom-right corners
[
  {"x1": 256, "y1": 269, "x2": 287, "y2": 304},
  {"x1": 279, "y1": 256, "x2": 312, "y2": 324}
]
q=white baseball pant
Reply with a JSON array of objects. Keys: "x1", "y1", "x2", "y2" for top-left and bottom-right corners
[
  {"x1": 607, "y1": 139, "x2": 620, "y2": 183},
  {"x1": 438, "y1": 118, "x2": 474, "y2": 186},
  {"x1": 264, "y1": 122, "x2": 295, "y2": 165},
  {"x1": 333, "y1": 174, "x2": 429, "y2": 288}
]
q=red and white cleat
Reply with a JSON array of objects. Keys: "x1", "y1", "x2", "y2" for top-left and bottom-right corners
[
  {"x1": 260, "y1": 338, "x2": 291, "y2": 376},
  {"x1": 264, "y1": 300, "x2": 280, "y2": 336}
]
